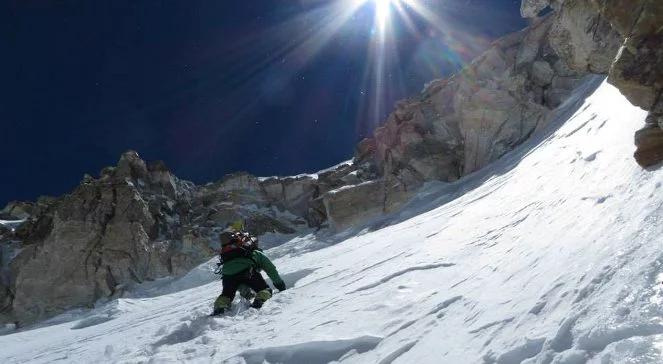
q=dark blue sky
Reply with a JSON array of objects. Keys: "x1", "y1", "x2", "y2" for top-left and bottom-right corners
[{"x1": 1, "y1": 0, "x2": 525, "y2": 206}]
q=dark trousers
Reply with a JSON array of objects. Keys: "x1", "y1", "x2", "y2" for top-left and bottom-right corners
[{"x1": 221, "y1": 268, "x2": 269, "y2": 302}]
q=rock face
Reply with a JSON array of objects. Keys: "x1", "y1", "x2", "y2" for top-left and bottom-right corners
[
  {"x1": 338, "y1": 15, "x2": 588, "y2": 229},
  {"x1": 521, "y1": 0, "x2": 663, "y2": 167},
  {"x1": 521, "y1": 0, "x2": 553, "y2": 18},
  {"x1": 0, "y1": 224, "x2": 14, "y2": 316},
  {"x1": 307, "y1": 0, "x2": 663, "y2": 225},
  {"x1": 634, "y1": 125, "x2": 663, "y2": 167},
  {"x1": 0, "y1": 152, "x2": 374, "y2": 325},
  {"x1": 0, "y1": 201, "x2": 35, "y2": 220},
  {"x1": 599, "y1": 0, "x2": 663, "y2": 167},
  {"x1": 3, "y1": 152, "x2": 203, "y2": 324},
  {"x1": 323, "y1": 181, "x2": 386, "y2": 230},
  {"x1": 548, "y1": 0, "x2": 621, "y2": 73}
]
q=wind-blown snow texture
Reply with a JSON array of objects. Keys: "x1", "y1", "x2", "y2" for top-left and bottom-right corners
[{"x1": 2, "y1": 79, "x2": 663, "y2": 363}]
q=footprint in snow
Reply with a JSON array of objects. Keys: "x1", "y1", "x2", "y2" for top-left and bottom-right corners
[
  {"x1": 581, "y1": 195, "x2": 611, "y2": 204},
  {"x1": 231, "y1": 335, "x2": 383, "y2": 364},
  {"x1": 583, "y1": 151, "x2": 600, "y2": 161},
  {"x1": 152, "y1": 315, "x2": 220, "y2": 348}
]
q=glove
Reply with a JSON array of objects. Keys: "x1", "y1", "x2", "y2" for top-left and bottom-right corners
[{"x1": 274, "y1": 279, "x2": 286, "y2": 291}]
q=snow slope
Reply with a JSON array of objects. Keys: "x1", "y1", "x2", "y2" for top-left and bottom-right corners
[
  {"x1": 2, "y1": 78, "x2": 663, "y2": 363},
  {"x1": 0, "y1": 220, "x2": 25, "y2": 231}
]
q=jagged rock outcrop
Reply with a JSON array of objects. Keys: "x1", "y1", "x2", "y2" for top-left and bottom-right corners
[
  {"x1": 318, "y1": 0, "x2": 663, "y2": 224},
  {"x1": 595, "y1": 0, "x2": 663, "y2": 108},
  {"x1": 333, "y1": 15, "x2": 589, "y2": 229},
  {"x1": 521, "y1": 0, "x2": 553, "y2": 18},
  {"x1": 599, "y1": 0, "x2": 663, "y2": 166},
  {"x1": 195, "y1": 173, "x2": 305, "y2": 236},
  {"x1": 2, "y1": 152, "x2": 211, "y2": 324},
  {"x1": 634, "y1": 125, "x2": 663, "y2": 167},
  {"x1": 547, "y1": 0, "x2": 621, "y2": 74},
  {"x1": 0, "y1": 151, "x2": 373, "y2": 324},
  {"x1": 1, "y1": 201, "x2": 35, "y2": 220},
  {"x1": 522, "y1": 0, "x2": 663, "y2": 166},
  {"x1": 323, "y1": 181, "x2": 385, "y2": 230}
]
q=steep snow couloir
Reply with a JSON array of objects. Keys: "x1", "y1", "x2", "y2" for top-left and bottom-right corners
[{"x1": 1, "y1": 78, "x2": 662, "y2": 363}]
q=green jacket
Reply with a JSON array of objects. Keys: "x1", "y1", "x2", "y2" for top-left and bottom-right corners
[{"x1": 222, "y1": 250, "x2": 284, "y2": 285}]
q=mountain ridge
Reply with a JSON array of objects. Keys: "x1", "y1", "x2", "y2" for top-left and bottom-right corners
[
  {"x1": 1, "y1": 0, "x2": 662, "y2": 327},
  {"x1": 2, "y1": 78, "x2": 661, "y2": 363}
]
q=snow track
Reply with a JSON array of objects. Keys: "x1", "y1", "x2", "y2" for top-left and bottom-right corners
[{"x1": 2, "y1": 78, "x2": 663, "y2": 363}]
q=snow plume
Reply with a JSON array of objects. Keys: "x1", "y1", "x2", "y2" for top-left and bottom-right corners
[{"x1": 1, "y1": 79, "x2": 662, "y2": 363}]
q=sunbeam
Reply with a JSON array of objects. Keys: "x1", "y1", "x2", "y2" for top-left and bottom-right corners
[
  {"x1": 374, "y1": 0, "x2": 392, "y2": 32},
  {"x1": 215, "y1": 0, "x2": 496, "y2": 131}
]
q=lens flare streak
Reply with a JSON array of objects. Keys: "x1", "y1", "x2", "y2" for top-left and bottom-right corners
[
  {"x1": 231, "y1": 0, "x2": 488, "y2": 131},
  {"x1": 374, "y1": 0, "x2": 391, "y2": 32}
]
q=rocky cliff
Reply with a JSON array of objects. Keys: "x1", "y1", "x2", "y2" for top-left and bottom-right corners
[
  {"x1": 2, "y1": 1, "x2": 661, "y2": 327},
  {"x1": 342, "y1": 0, "x2": 663, "y2": 229},
  {"x1": 341, "y1": 14, "x2": 591, "y2": 228},
  {"x1": 0, "y1": 151, "x2": 376, "y2": 325},
  {"x1": 520, "y1": 0, "x2": 663, "y2": 166}
]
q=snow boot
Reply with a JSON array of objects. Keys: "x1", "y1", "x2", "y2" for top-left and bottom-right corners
[
  {"x1": 213, "y1": 295, "x2": 232, "y2": 315},
  {"x1": 251, "y1": 289, "x2": 272, "y2": 309}
]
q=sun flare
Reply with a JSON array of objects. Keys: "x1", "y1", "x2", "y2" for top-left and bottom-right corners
[
  {"x1": 261, "y1": 0, "x2": 474, "y2": 126},
  {"x1": 374, "y1": 0, "x2": 392, "y2": 31}
]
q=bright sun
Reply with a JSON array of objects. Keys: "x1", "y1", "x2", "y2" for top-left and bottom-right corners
[{"x1": 374, "y1": 0, "x2": 392, "y2": 30}]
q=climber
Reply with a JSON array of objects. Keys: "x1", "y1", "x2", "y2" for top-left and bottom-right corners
[{"x1": 211, "y1": 231, "x2": 287, "y2": 316}]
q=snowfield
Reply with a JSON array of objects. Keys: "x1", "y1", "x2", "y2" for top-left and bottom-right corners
[
  {"x1": 2, "y1": 78, "x2": 663, "y2": 363},
  {"x1": 0, "y1": 220, "x2": 26, "y2": 232}
]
